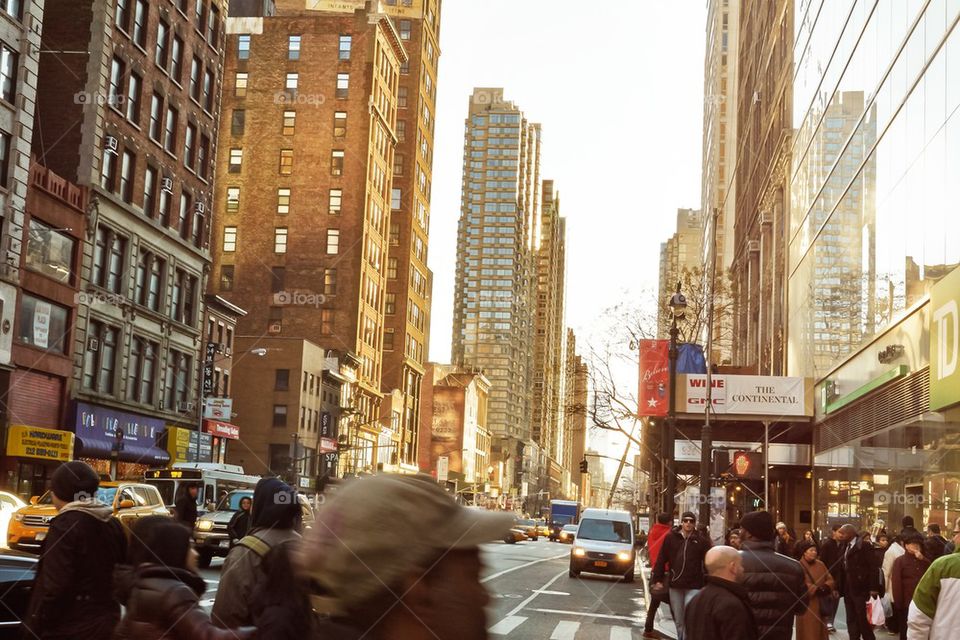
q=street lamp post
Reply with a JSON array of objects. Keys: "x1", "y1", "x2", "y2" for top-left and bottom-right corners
[{"x1": 665, "y1": 281, "x2": 686, "y2": 516}]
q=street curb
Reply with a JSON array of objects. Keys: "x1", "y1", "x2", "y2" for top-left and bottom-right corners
[{"x1": 640, "y1": 566, "x2": 677, "y2": 640}]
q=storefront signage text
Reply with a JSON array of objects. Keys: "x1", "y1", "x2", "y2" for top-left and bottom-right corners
[{"x1": 6, "y1": 425, "x2": 74, "y2": 461}]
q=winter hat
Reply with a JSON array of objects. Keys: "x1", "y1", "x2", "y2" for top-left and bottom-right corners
[
  {"x1": 902, "y1": 516, "x2": 915, "y2": 528},
  {"x1": 128, "y1": 516, "x2": 192, "y2": 569},
  {"x1": 50, "y1": 460, "x2": 100, "y2": 503},
  {"x1": 681, "y1": 511, "x2": 697, "y2": 522},
  {"x1": 741, "y1": 510, "x2": 776, "y2": 541}
]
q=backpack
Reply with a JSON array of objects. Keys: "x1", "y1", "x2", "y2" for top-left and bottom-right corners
[{"x1": 239, "y1": 535, "x2": 317, "y2": 639}]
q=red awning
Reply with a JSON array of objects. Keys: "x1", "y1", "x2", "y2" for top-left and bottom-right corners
[{"x1": 203, "y1": 419, "x2": 240, "y2": 440}]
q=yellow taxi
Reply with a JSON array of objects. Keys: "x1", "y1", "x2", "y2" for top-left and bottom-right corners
[{"x1": 8, "y1": 482, "x2": 170, "y2": 552}]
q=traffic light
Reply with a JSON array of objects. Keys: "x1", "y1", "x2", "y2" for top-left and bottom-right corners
[{"x1": 579, "y1": 459, "x2": 589, "y2": 473}]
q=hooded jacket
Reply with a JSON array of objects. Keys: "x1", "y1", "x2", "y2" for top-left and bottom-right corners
[
  {"x1": 647, "y1": 522, "x2": 672, "y2": 567},
  {"x1": 115, "y1": 564, "x2": 255, "y2": 640},
  {"x1": 23, "y1": 501, "x2": 127, "y2": 639},
  {"x1": 651, "y1": 528, "x2": 710, "y2": 590},
  {"x1": 739, "y1": 539, "x2": 806, "y2": 640},
  {"x1": 211, "y1": 478, "x2": 302, "y2": 630},
  {"x1": 684, "y1": 576, "x2": 759, "y2": 640},
  {"x1": 908, "y1": 548, "x2": 960, "y2": 640}
]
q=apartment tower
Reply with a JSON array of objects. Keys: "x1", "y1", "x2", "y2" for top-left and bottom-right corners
[{"x1": 451, "y1": 88, "x2": 541, "y2": 493}]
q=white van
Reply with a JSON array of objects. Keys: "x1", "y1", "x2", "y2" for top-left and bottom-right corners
[{"x1": 569, "y1": 508, "x2": 636, "y2": 581}]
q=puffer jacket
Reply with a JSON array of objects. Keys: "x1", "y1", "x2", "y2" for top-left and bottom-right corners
[
  {"x1": 651, "y1": 529, "x2": 710, "y2": 590},
  {"x1": 739, "y1": 539, "x2": 806, "y2": 640},
  {"x1": 114, "y1": 564, "x2": 255, "y2": 640},
  {"x1": 647, "y1": 522, "x2": 672, "y2": 566},
  {"x1": 908, "y1": 548, "x2": 960, "y2": 640}
]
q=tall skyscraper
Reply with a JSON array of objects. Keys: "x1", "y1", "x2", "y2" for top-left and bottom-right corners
[
  {"x1": 563, "y1": 329, "x2": 588, "y2": 500},
  {"x1": 452, "y1": 88, "x2": 541, "y2": 493},
  {"x1": 657, "y1": 208, "x2": 704, "y2": 338}
]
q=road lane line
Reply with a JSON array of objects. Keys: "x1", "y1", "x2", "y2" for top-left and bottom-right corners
[
  {"x1": 609, "y1": 627, "x2": 633, "y2": 639},
  {"x1": 550, "y1": 620, "x2": 580, "y2": 639},
  {"x1": 488, "y1": 616, "x2": 527, "y2": 635},
  {"x1": 534, "y1": 590, "x2": 570, "y2": 596},
  {"x1": 529, "y1": 608, "x2": 644, "y2": 622},
  {"x1": 501, "y1": 569, "x2": 567, "y2": 620},
  {"x1": 481, "y1": 553, "x2": 568, "y2": 583}
]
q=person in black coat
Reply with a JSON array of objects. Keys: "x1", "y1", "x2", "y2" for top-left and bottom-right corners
[
  {"x1": 837, "y1": 524, "x2": 883, "y2": 640},
  {"x1": 175, "y1": 484, "x2": 200, "y2": 529},
  {"x1": 651, "y1": 512, "x2": 711, "y2": 640},
  {"x1": 227, "y1": 496, "x2": 253, "y2": 544},
  {"x1": 737, "y1": 510, "x2": 806, "y2": 640},
  {"x1": 23, "y1": 461, "x2": 128, "y2": 639},
  {"x1": 923, "y1": 523, "x2": 948, "y2": 561},
  {"x1": 684, "y1": 545, "x2": 757, "y2": 640}
]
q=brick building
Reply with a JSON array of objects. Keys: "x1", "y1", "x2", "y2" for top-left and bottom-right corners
[{"x1": 33, "y1": 0, "x2": 229, "y2": 478}]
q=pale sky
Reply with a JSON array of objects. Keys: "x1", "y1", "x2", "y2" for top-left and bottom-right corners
[{"x1": 426, "y1": 1, "x2": 709, "y2": 473}]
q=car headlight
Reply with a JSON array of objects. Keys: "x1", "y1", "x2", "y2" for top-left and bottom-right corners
[
  {"x1": 196, "y1": 520, "x2": 214, "y2": 531},
  {"x1": 616, "y1": 551, "x2": 632, "y2": 562},
  {"x1": 13, "y1": 513, "x2": 23, "y2": 522},
  {"x1": 573, "y1": 547, "x2": 586, "y2": 557}
]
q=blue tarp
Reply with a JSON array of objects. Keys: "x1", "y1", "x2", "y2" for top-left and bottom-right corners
[{"x1": 676, "y1": 343, "x2": 707, "y2": 374}]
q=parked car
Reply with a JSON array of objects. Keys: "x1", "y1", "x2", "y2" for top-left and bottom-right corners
[
  {"x1": 515, "y1": 518, "x2": 540, "y2": 541},
  {"x1": 0, "y1": 493, "x2": 26, "y2": 549},
  {"x1": 0, "y1": 549, "x2": 36, "y2": 639},
  {"x1": 193, "y1": 490, "x2": 254, "y2": 568},
  {"x1": 569, "y1": 508, "x2": 636, "y2": 582},
  {"x1": 7, "y1": 482, "x2": 169, "y2": 553},
  {"x1": 558, "y1": 524, "x2": 578, "y2": 544}
]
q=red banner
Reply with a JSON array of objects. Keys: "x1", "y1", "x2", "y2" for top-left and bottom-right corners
[
  {"x1": 203, "y1": 419, "x2": 240, "y2": 440},
  {"x1": 638, "y1": 339, "x2": 670, "y2": 417}
]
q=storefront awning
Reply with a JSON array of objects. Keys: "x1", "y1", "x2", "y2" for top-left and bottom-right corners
[{"x1": 76, "y1": 436, "x2": 170, "y2": 465}]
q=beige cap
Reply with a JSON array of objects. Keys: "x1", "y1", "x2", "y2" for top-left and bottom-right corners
[{"x1": 299, "y1": 473, "x2": 513, "y2": 615}]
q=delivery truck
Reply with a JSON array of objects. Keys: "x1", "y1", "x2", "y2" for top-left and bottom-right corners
[{"x1": 548, "y1": 500, "x2": 580, "y2": 541}]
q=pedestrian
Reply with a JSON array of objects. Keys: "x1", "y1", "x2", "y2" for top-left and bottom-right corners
[
  {"x1": 726, "y1": 528, "x2": 742, "y2": 550},
  {"x1": 795, "y1": 541, "x2": 837, "y2": 640},
  {"x1": 683, "y1": 545, "x2": 757, "y2": 640},
  {"x1": 922, "y1": 523, "x2": 948, "y2": 561},
  {"x1": 899, "y1": 516, "x2": 920, "y2": 539},
  {"x1": 175, "y1": 483, "x2": 200, "y2": 529},
  {"x1": 836, "y1": 523, "x2": 883, "y2": 640},
  {"x1": 891, "y1": 534, "x2": 929, "y2": 640},
  {"x1": 907, "y1": 517, "x2": 960, "y2": 639},
  {"x1": 227, "y1": 495, "x2": 253, "y2": 544},
  {"x1": 643, "y1": 512, "x2": 674, "y2": 639},
  {"x1": 651, "y1": 511, "x2": 710, "y2": 640},
  {"x1": 114, "y1": 516, "x2": 255, "y2": 639},
  {"x1": 22, "y1": 461, "x2": 127, "y2": 639},
  {"x1": 882, "y1": 534, "x2": 906, "y2": 635},
  {"x1": 212, "y1": 477, "x2": 308, "y2": 636},
  {"x1": 738, "y1": 510, "x2": 806, "y2": 640},
  {"x1": 299, "y1": 473, "x2": 514, "y2": 640},
  {"x1": 776, "y1": 522, "x2": 797, "y2": 557},
  {"x1": 818, "y1": 524, "x2": 845, "y2": 633}
]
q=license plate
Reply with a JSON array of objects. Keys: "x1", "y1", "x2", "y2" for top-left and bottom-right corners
[
  {"x1": 594, "y1": 560, "x2": 608, "y2": 568},
  {"x1": 35, "y1": 532, "x2": 46, "y2": 542}
]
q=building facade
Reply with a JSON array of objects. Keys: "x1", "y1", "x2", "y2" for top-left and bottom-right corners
[
  {"x1": 657, "y1": 208, "x2": 703, "y2": 338},
  {"x1": 451, "y1": 87, "x2": 541, "y2": 494},
  {"x1": 211, "y1": 2, "x2": 406, "y2": 470},
  {"x1": 33, "y1": 0, "x2": 229, "y2": 478},
  {"x1": 787, "y1": 0, "x2": 960, "y2": 533},
  {"x1": 562, "y1": 329, "x2": 587, "y2": 500}
]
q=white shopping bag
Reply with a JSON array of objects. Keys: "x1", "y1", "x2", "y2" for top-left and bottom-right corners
[{"x1": 868, "y1": 595, "x2": 886, "y2": 626}]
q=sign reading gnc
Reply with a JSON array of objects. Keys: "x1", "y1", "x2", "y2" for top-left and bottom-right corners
[{"x1": 931, "y1": 266, "x2": 960, "y2": 410}]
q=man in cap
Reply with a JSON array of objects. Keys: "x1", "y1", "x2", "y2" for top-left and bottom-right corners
[
  {"x1": 23, "y1": 461, "x2": 127, "y2": 639},
  {"x1": 651, "y1": 511, "x2": 710, "y2": 640},
  {"x1": 299, "y1": 473, "x2": 513, "y2": 639},
  {"x1": 738, "y1": 510, "x2": 805, "y2": 640}
]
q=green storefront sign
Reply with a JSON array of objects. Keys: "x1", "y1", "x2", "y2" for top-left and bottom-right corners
[{"x1": 930, "y1": 266, "x2": 960, "y2": 410}]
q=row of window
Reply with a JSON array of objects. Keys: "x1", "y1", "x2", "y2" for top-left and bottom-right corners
[{"x1": 221, "y1": 226, "x2": 340, "y2": 256}]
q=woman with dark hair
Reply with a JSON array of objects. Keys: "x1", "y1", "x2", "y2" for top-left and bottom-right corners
[{"x1": 115, "y1": 517, "x2": 255, "y2": 639}]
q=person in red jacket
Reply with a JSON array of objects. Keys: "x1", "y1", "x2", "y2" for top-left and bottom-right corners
[{"x1": 644, "y1": 512, "x2": 674, "y2": 638}]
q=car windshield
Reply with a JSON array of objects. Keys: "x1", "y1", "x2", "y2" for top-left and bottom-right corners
[
  {"x1": 577, "y1": 518, "x2": 632, "y2": 544},
  {"x1": 517, "y1": 519, "x2": 535, "y2": 526},
  {"x1": 217, "y1": 491, "x2": 254, "y2": 511},
  {"x1": 144, "y1": 479, "x2": 176, "y2": 506},
  {"x1": 562, "y1": 525, "x2": 578, "y2": 532},
  {"x1": 36, "y1": 488, "x2": 117, "y2": 505}
]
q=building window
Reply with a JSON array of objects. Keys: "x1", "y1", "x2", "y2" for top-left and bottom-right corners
[
  {"x1": 223, "y1": 226, "x2": 237, "y2": 252},
  {"x1": 207, "y1": 4, "x2": 219, "y2": 43},
  {"x1": 336, "y1": 73, "x2": 349, "y2": 99},
  {"x1": 0, "y1": 130, "x2": 7, "y2": 188},
  {"x1": 194, "y1": 0, "x2": 205, "y2": 32},
  {"x1": 275, "y1": 227, "x2": 288, "y2": 253},
  {"x1": 400, "y1": 59, "x2": 409, "y2": 75},
  {"x1": 134, "y1": 250, "x2": 164, "y2": 312},
  {"x1": 385, "y1": 293, "x2": 396, "y2": 314},
  {"x1": 326, "y1": 229, "x2": 339, "y2": 254},
  {"x1": 285, "y1": 72, "x2": 298, "y2": 98},
  {"x1": 226, "y1": 187, "x2": 240, "y2": 212},
  {"x1": 192, "y1": 200, "x2": 205, "y2": 247},
  {"x1": 126, "y1": 72, "x2": 142, "y2": 123},
  {"x1": 159, "y1": 183, "x2": 172, "y2": 225},
  {"x1": 320, "y1": 310, "x2": 333, "y2": 334},
  {"x1": 393, "y1": 154, "x2": 404, "y2": 176},
  {"x1": 170, "y1": 268, "x2": 196, "y2": 325},
  {"x1": 391, "y1": 189, "x2": 402, "y2": 211},
  {"x1": 328, "y1": 189, "x2": 342, "y2": 215},
  {"x1": 132, "y1": 0, "x2": 148, "y2": 48},
  {"x1": 324, "y1": 268, "x2": 337, "y2": 296},
  {"x1": 229, "y1": 148, "x2": 242, "y2": 172},
  {"x1": 149, "y1": 93, "x2": 162, "y2": 141},
  {"x1": 334, "y1": 111, "x2": 347, "y2": 137},
  {"x1": 282, "y1": 110, "x2": 296, "y2": 135},
  {"x1": 277, "y1": 188, "x2": 291, "y2": 214},
  {"x1": 128, "y1": 336, "x2": 158, "y2": 404},
  {"x1": 119, "y1": 149, "x2": 135, "y2": 203},
  {"x1": 164, "y1": 350, "x2": 192, "y2": 411},
  {"x1": 189, "y1": 57, "x2": 201, "y2": 101},
  {"x1": 83, "y1": 320, "x2": 120, "y2": 393},
  {"x1": 235, "y1": 72, "x2": 248, "y2": 97},
  {"x1": 109, "y1": 57, "x2": 124, "y2": 110},
  {"x1": 164, "y1": 106, "x2": 178, "y2": 154},
  {"x1": 197, "y1": 135, "x2": 210, "y2": 180},
  {"x1": 25, "y1": 219, "x2": 75, "y2": 284},
  {"x1": 231, "y1": 109, "x2": 245, "y2": 136},
  {"x1": 288, "y1": 35, "x2": 301, "y2": 60},
  {"x1": 238, "y1": 34, "x2": 251, "y2": 60},
  {"x1": 202, "y1": 68, "x2": 214, "y2": 112},
  {"x1": 0, "y1": 43, "x2": 14, "y2": 103},
  {"x1": 331, "y1": 150, "x2": 344, "y2": 176},
  {"x1": 143, "y1": 165, "x2": 158, "y2": 217},
  {"x1": 183, "y1": 123, "x2": 196, "y2": 170},
  {"x1": 220, "y1": 265, "x2": 234, "y2": 291},
  {"x1": 99, "y1": 144, "x2": 116, "y2": 191},
  {"x1": 177, "y1": 191, "x2": 191, "y2": 238},
  {"x1": 387, "y1": 257, "x2": 398, "y2": 279},
  {"x1": 279, "y1": 149, "x2": 293, "y2": 175},
  {"x1": 383, "y1": 329, "x2": 394, "y2": 350},
  {"x1": 92, "y1": 227, "x2": 127, "y2": 294},
  {"x1": 275, "y1": 369, "x2": 290, "y2": 391},
  {"x1": 398, "y1": 19, "x2": 411, "y2": 40},
  {"x1": 272, "y1": 405, "x2": 287, "y2": 427},
  {"x1": 155, "y1": 20, "x2": 169, "y2": 68},
  {"x1": 389, "y1": 222, "x2": 399, "y2": 246},
  {"x1": 397, "y1": 86, "x2": 407, "y2": 108},
  {"x1": 169, "y1": 35, "x2": 183, "y2": 80},
  {"x1": 270, "y1": 266, "x2": 285, "y2": 293},
  {"x1": 397, "y1": 120, "x2": 406, "y2": 142},
  {"x1": 338, "y1": 35, "x2": 351, "y2": 60}
]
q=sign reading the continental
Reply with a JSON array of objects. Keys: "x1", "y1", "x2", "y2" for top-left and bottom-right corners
[
  {"x1": 680, "y1": 375, "x2": 811, "y2": 417},
  {"x1": 7, "y1": 425, "x2": 74, "y2": 461},
  {"x1": 930, "y1": 266, "x2": 960, "y2": 410}
]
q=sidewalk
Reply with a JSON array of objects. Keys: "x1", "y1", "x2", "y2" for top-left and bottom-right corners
[{"x1": 639, "y1": 565, "x2": 874, "y2": 640}]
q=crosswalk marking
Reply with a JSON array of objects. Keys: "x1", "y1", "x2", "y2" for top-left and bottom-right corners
[
  {"x1": 609, "y1": 627, "x2": 633, "y2": 639},
  {"x1": 489, "y1": 615, "x2": 528, "y2": 635},
  {"x1": 550, "y1": 620, "x2": 580, "y2": 640}
]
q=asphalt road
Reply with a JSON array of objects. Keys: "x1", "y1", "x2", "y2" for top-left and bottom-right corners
[{"x1": 199, "y1": 538, "x2": 651, "y2": 638}]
